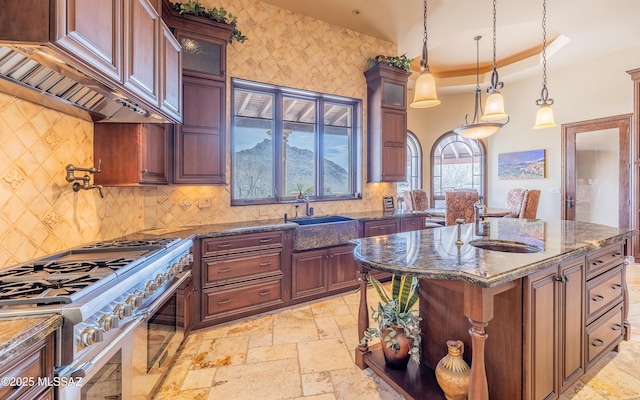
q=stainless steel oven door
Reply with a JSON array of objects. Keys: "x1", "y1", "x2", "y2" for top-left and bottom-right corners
[
  {"x1": 57, "y1": 318, "x2": 139, "y2": 400},
  {"x1": 132, "y1": 271, "x2": 191, "y2": 399}
]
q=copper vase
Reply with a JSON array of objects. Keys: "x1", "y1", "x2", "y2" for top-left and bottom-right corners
[
  {"x1": 380, "y1": 326, "x2": 413, "y2": 370},
  {"x1": 435, "y1": 340, "x2": 470, "y2": 400}
]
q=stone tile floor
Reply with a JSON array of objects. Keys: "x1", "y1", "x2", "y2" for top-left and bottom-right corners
[{"x1": 157, "y1": 265, "x2": 640, "y2": 399}]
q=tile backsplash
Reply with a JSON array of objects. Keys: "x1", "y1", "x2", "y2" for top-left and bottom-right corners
[{"x1": 0, "y1": 0, "x2": 399, "y2": 265}]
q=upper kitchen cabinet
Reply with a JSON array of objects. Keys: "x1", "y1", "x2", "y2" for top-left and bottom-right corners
[
  {"x1": 0, "y1": 0, "x2": 181, "y2": 123},
  {"x1": 94, "y1": 123, "x2": 169, "y2": 186},
  {"x1": 52, "y1": 0, "x2": 124, "y2": 82},
  {"x1": 365, "y1": 64, "x2": 410, "y2": 182},
  {"x1": 163, "y1": 0, "x2": 233, "y2": 184}
]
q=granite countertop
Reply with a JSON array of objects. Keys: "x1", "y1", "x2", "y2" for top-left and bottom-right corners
[
  {"x1": 115, "y1": 210, "x2": 436, "y2": 243},
  {"x1": 351, "y1": 218, "x2": 638, "y2": 288},
  {"x1": 0, "y1": 314, "x2": 62, "y2": 369}
]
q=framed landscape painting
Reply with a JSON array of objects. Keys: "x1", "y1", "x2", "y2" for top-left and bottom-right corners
[{"x1": 498, "y1": 149, "x2": 545, "y2": 180}]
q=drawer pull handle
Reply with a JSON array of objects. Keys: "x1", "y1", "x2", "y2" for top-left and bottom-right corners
[
  {"x1": 612, "y1": 252, "x2": 621, "y2": 257},
  {"x1": 217, "y1": 299, "x2": 232, "y2": 305},
  {"x1": 612, "y1": 324, "x2": 623, "y2": 331},
  {"x1": 612, "y1": 284, "x2": 622, "y2": 290},
  {"x1": 217, "y1": 243, "x2": 232, "y2": 248},
  {"x1": 259, "y1": 238, "x2": 273, "y2": 243},
  {"x1": 591, "y1": 339, "x2": 604, "y2": 347},
  {"x1": 217, "y1": 268, "x2": 231, "y2": 273},
  {"x1": 259, "y1": 261, "x2": 272, "y2": 267},
  {"x1": 378, "y1": 227, "x2": 386, "y2": 230},
  {"x1": 259, "y1": 290, "x2": 272, "y2": 296},
  {"x1": 592, "y1": 295, "x2": 604, "y2": 302},
  {"x1": 591, "y1": 260, "x2": 604, "y2": 266}
]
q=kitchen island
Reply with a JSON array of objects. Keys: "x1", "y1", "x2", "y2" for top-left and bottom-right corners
[{"x1": 351, "y1": 218, "x2": 636, "y2": 400}]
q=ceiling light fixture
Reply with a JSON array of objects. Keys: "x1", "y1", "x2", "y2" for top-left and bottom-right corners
[
  {"x1": 481, "y1": 0, "x2": 508, "y2": 122},
  {"x1": 533, "y1": 0, "x2": 557, "y2": 129},
  {"x1": 410, "y1": 0, "x2": 440, "y2": 108},
  {"x1": 453, "y1": 36, "x2": 507, "y2": 140}
]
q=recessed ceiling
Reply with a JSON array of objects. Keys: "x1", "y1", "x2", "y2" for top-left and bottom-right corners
[{"x1": 260, "y1": 0, "x2": 640, "y2": 93}]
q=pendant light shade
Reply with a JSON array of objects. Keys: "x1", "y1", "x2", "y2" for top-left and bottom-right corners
[
  {"x1": 481, "y1": 0, "x2": 508, "y2": 122},
  {"x1": 533, "y1": 0, "x2": 556, "y2": 129},
  {"x1": 412, "y1": 70, "x2": 440, "y2": 108},
  {"x1": 533, "y1": 103, "x2": 556, "y2": 129},
  {"x1": 411, "y1": 0, "x2": 440, "y2": 108},
  {"x1": 453, "y1": 36, "x2": 508, "y2": 140},
  {"x1": 482, "y1": 92, "x2": 508, "y2": 121}
]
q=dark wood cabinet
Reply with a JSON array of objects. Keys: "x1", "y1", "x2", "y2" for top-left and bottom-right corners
[
  {"x1": 123, "y1": 0, "x2": 159, "y2": 106},
  {"x1": 178, "y1": 274, "x2": 194, "y2": 338},
  {"x1": 525, "y1": 257, "x2": 585, "y2": 399},
  {"x1": 291, "y1": 244, "x2": 358, "y2": 300},
  {"x1": 363, "y1": 218, "x2": 400, "y2": 237},
  {"x1": 53, "y1": 0, "x2": 123, "y2": 82},
  {"x1": 94, "y1": 123, "x2": 168, "y2": 185},
  {"x1": 160, "y1": 23, "x2": 182, "y2": 121},
  {"x1": 400, "y1": 216, "x2": 425, "y2": 232},
  {"x1": 173, "y1": 76, "x2": 225, "y2": 184},
  {"x1": 365, "y1": 64, "x2": 410, "y2": 182},
  {"x1": 0, "y1": 333, "x2": 54, "y2": 400},
  {"x1": 163, "y1": 1, "x2": 233, "y2": 184},
  {"x1": 196, "y1": 231, "x2": 290, "y2": 328}
]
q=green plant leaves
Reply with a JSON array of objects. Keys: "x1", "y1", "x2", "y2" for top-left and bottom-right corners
[{"x1": 171, "y1": 1, "x2": 247, "y2": 43}]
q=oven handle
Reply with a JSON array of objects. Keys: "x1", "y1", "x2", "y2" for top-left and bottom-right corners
[
  {"x1": 57, "y1": 315, "x2": 142, "y2": 380},
  {"x1": 134, "y1": 270, "x2": 191, "y2": 320}
]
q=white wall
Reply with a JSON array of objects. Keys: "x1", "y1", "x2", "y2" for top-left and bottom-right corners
[{"x1": 408, "y1": 45, "x2": 640, "y2": 221}]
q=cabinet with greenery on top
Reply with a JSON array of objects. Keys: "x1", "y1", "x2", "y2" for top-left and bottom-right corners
[
  {"x1": 162, "y1": 0, "x2": 233, "y2": 184},
  {"x1": 365, "y1": 63, "x2": 410, "y2": 183}
]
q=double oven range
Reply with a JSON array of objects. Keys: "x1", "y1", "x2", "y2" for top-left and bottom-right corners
[{"x1": 0, "y1": 236, "x2": 193, "y2": 399}]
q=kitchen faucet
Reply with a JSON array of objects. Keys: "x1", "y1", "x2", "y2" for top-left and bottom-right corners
[
  {"x1": 298, "y1": 195, "x2": 312, "y2": 216},
  {"x1": 474, "y1": 196, "x2": 489, "y2": 236},
  {"x1": 65, "y1": 160, "x2": 104, "y2": 198}
]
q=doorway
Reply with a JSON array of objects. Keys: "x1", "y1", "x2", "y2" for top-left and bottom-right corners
[{"x1": 562, "y1": 114, "x2": 632, "y2": 241}]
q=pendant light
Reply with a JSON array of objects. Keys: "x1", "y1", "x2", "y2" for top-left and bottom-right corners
[
  {"x1": 411, "y1": 0, "x2": 440, "y2": 108},
  {"x1": 481, "y1": 0, "x2": 508, "y2": 121},
  {"x1": 453, "y1": 36, "x2": 507, "y2": 140},
  {"x1": 533, "y1": 0, "x2": 557, "y2": 129}
]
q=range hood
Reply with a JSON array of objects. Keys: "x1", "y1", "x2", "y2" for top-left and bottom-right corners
[{"x1": 0, "y1": 45, "x2": 171, "y2": 123}]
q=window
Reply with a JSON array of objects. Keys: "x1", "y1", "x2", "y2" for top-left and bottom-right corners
[
  {"x1": 431, "y1": 132, "x2": 486, "y2": 208},
  {"x1": 397, "y1": 131, "x2": 422, "y2": 197},
  {"x1": 231, "y1": 80, "x2": 361, "y2": 204}
]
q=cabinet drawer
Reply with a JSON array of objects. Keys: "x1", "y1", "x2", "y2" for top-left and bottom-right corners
[
  {"x1": 0, "y1": 335, "x2": 53, "y2": 400},
  {"x1": 586, "y1": 243, "x2": 624, "y2": 279},
  {"x1": 203, "y1": 251, "x2": 282, "y2": 286},
  {"x1": 400, "y1": 216, "x2": 424, "y2": 232},
  {"x1": 202, "y1": 232, "x2": 284, "y2": 256},
  {"x1": 586, "y1": 303, "x2": 624, "y2": 366},
  {"x1": 203, "y1": 279, "x2": 282, "y2": 316},
  {"x1": 586, "y1": 265, "x2": 624, "y2": 323},
  {"x1": 364, "y1": 220, "x2": 399, "y2": 237}
]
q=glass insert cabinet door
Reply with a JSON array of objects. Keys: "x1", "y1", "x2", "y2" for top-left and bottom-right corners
[
  {"x1": 382, "y1": 79, "x2": 406, "y2": 108},
  {"x1": 179, "y1": 35, "x2": 223, "y2": 77}
]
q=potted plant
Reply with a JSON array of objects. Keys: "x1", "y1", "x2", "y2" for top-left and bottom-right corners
[
  {"x1": 170, "y1": 1, "x2": 247, "y2": 43},
  {"x1": 360, "y1": 274, "x2": 422, "y2": 369},
  {"x1": 367, "y1": 54, "x2": 413, "y2": 73}
]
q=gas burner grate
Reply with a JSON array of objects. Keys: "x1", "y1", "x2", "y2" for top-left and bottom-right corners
[
  {"x1": 0, "y1": 275, "x2": 101, "y2": 303},
  {"x1": 0, "y1": 258, "x2": 137, "y2": 278}
]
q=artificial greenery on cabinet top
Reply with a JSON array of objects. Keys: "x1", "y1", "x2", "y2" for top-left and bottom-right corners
[
  {"x1": 170, "y1": 1, "x2": 247, "y2": 43},
  {"x1": 367, "y1": 54, "x2": 413, "y2": 73}
]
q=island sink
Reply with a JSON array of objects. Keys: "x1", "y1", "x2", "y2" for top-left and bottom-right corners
[{"x1": 468, "y1": 239, "x2": 542, "y2": 253}]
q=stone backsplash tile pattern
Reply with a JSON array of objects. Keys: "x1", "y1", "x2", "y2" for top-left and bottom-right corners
[
  {"x1": 0, "y1": 0, "x2": 400, "y2": 264},
  {"x1": 0, "y1": 92, "x2": 144, "y2": 266}
]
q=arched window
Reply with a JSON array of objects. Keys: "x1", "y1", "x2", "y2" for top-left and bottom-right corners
[
  {"x1": 430, "y1": 132, "x2": 486, "y2": 208},
  {"x1": 397, "y1": 131, "x2": 422, "y2": 197}
]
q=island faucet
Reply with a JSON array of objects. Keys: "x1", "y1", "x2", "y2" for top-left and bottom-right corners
[{"x1": 474, "y1": 196, "x2": 490, "y2": 236}]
